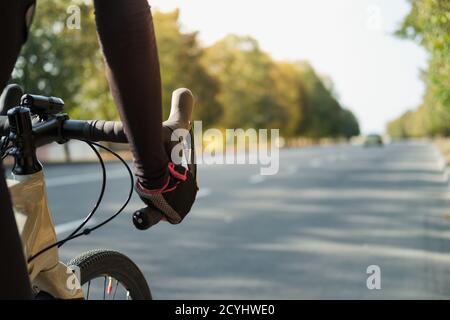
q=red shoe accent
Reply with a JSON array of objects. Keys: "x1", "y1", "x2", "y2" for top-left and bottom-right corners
[
  {"x1": 168, "y1": 162, "x2": 188, "y2": 181},
  {"x1": 136, "y1": 178, "x2": 169, "y2": 195},
  {"x1": 136, "y1": 162, "x2": 189, "y2": 195}
]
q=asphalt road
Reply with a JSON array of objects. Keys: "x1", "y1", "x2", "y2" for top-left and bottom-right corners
[{"x1": 38, "y1": 141, "x2": 450, "y2": 299}]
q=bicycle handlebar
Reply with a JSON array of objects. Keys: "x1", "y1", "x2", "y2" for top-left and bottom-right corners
[
  {"x1": 0, "y1": 114, "x2": 176, "y2": 231},
  {"x1": 0, "y1": 115, "x2": 128, "y2": 145},
  {"x1": 0, "y1": 87, "x2": 194, "y2": 146},
  {"x1": 0, "y1": 88, "x2": 195, "y2": 231},
  {"x1": 62, "y1": 120, "x2": 128, "y2": 143}
]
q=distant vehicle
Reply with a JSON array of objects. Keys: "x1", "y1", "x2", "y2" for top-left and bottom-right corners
[{"x1": 364, "y1": 134, "x2": 383, "y2": 147}]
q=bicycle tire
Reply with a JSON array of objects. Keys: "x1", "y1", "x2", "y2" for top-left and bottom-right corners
[{"x1": 67, "y1": 249, "x2": 152, "y2": 300}]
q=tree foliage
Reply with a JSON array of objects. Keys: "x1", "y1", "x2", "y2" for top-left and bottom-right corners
[
  {"x1": 10, "y1": 3, "x2": 359, "y2": 139},
  {"x1": 202, "y1": 35, "x2": 359, "y2": 137},
  {"x1": 388, "y1": 0, "x2": 450, "y2": 138},
  {"x1": 11, "y1": 0, "x2": 110, "y2": 117},
  {"x1": 153, "y1": 10, "x2": 222, "y2": 125}
]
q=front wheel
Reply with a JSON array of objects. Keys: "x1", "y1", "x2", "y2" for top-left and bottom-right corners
[{"x1": 67, "y1": 249, "x2": 152, "y2": 300}]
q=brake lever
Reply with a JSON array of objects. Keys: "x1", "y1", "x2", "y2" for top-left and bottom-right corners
[{"x1": 132, "y1": 206, "x2": 164, "y2": 230}]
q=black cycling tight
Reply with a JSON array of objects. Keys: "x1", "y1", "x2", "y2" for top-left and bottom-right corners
[{"x1": 0, "y1": 0, "x2": 168, "y2": 298}]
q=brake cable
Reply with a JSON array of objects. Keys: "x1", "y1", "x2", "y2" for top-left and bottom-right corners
[
  {"x1": 27, "y1": 140, "x2": 133, "y2": 264},
  {"x1": 56, "y1": 141, "x2": 107, "y2": 248},
  {"x1": 76, "y1": 141, "x2": 134, "y2": 232}
]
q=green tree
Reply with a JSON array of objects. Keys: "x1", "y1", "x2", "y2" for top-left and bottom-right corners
[
  {"x1": 270, "y1": 62, "x2": 303, "y2": 137},
  {"x1": 295, "y1": 62, "x2": 349, "y2": 138},
  {"x1": 11, "y1": 4, "x2": 359, "y2": 141},
  {"x1": 154, "y1": 10, "x2": 222, "y2": 126},
  {"x1": 397, "y1": 0, "x2": 450, "y2": 111},
  {"x1": 202, "y1": 35, "x2": 285, "y2": 130},
  {"x1": 202, "y1": 35, "x2": 358, "y2": 138},
  {"x1": 339, "y1": 108, "x2": 360, "y2": 138},
  {"x1": 12, "y1": 5, "x2": 223, "y2": 126},
  {"x1": 12, "y1": 0, "x2": 117, "y2": 120},
  {"x1": 390, "y1": 0, "x2": 450, "y2": 137}
]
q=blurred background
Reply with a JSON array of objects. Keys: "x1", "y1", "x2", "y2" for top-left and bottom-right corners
[{"x1": 7, "y1": 0, "x2": 450, "y2": 299}]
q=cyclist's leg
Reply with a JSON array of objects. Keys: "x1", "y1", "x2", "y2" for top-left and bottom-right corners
[
  {"x1": 0, "y1": 0, "x2": 36, "y2": 299},
  {"x1": 93, "y1": 0, "x2": 169, "y2": 189},
  {"x1": 0, "y1": 163, "x2": 32, "y2": 299}
]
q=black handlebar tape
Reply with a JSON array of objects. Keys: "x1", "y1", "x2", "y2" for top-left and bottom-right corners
[
  {"x1": 1, "y1": 118, "x2": 129, "y2": 144},
  {"x1": 86, "y1": 120, "x2": 128, "y2": 143},
  {"x1": 132, "y1": 206, "x2": 164, "y2": 230},
  {"x1": 62, "y1": 120, "x2": 128, "y2": 143}
]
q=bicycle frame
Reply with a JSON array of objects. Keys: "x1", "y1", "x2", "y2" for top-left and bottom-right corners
[{"x1": 8, "y1": 170, "x2": 83, "y2": 299}]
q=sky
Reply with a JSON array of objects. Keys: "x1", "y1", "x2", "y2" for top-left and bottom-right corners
[{"x1": 150, "y1": 0, "x2": 428, "y2": 134}]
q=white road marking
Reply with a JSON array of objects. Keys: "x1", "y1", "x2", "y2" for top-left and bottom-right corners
[
  {"x1": 249, "y1": 175, "x2": 266, "y2": 184},
  {"x1": 444, "y1": 168, "x2": 450, "y2": 185},
  {"x1": 55, "y1": 218, "x2": 98, "y2": 236},
  {"x1": 437, "y1": 158, "x2": 446, "y2": 171},
  {"x1": 432, "y1": 144, "x2": 447, "y2": 171}
]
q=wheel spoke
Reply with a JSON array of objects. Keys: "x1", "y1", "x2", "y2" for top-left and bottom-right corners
[
  {"x1": 84, "y1": 277, "x2": 133, "y2": 300},
  {"x1": 103, "y1": 276, "x2": 107, "y2": 300},
  {"x1": 112, "y1": 280, "x2": 119, "y2": 300},
  {"x1": 86, "y1": 281, "x2": 91, "y2": 300}
]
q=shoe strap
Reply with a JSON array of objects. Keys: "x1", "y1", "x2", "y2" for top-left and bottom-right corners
[
  {"x1": 168, "y1": 162, "x2": 188, "y2": 182},
  {"x1": 136, "y1": 162, "x2": 188, "y2": 196}
]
